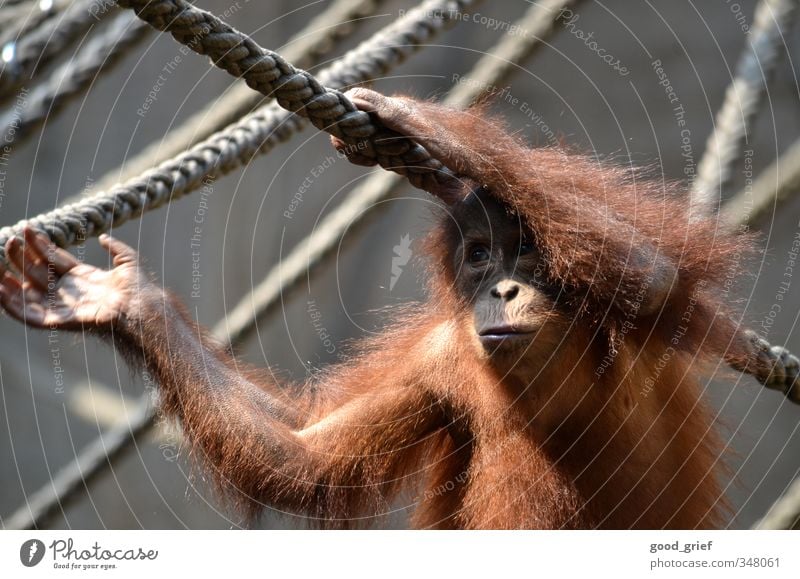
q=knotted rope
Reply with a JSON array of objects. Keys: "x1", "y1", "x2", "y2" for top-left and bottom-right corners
[
  {"x1": 89, "y1": 0, "x2": 385, "y2": 192},
  {"x1": 0, "y1": 0, "x2": 473, "y2": 261},
  {"x1": 2, "y1": 0, "x2": 479, "y2": 530},
  {"x1": 737, "y1": 329, "x2": 800, "y2": 404},
  {"x1": 690, "y1": 0, "x2": 798, "y2": 219},
  {"x1": 1, "y1": 11, "x2": 150, "y2": 148},
  {"x1": 0, "y1": 0, "x2": 114, "y2": 107},
  {"x1": 116, "y1": 0, "x2": 461, "y2": 193}
]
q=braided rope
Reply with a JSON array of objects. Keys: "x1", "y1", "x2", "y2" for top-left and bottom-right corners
[
  {"x1": 0, "y1": 0, "x2": 68, "y2": 48},
  {"x1": 2, "y1": 0, "x2": 480, "y2": 530},
  {"x1": 754, "y1": 472, "x2": 800, "y2": 529},
  {"x1": 736, "y1": 329, "x2": 800, "y2": 404},
  {"x1": 720, "y1": 137, "x2": 800, "y2": 407},
  {"x1": 89, "y1": 0, "x2": 385, "y2": 195},
  {"x1": 3, "y1": 0, "x2": 797, "y2": 532},
  {"x1": 116, "y1": 0, "x2": 459, "y2": 193},
  {"x1": 1, "y1": 12, "x2": 150, "y2": 148},
  {"x1": 723, "y1": 136, "x2": 800, "y2": 228},
  {"x1": 222, "y1": 0, "x2": 585, "y2": 346},
  {"x1": 0, "y1": 0, "x2": 473, "y2": 262},
  {"x1": 690, "y1": 0, "x2": 798, "y2": 219},
  {"x1": 0, "y1": 0, "x2": 114, "y2": 107}
]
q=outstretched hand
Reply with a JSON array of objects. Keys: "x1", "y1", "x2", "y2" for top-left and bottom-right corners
[{"x1": 0, "y1": 228, "x2": 149, "y2": 330}]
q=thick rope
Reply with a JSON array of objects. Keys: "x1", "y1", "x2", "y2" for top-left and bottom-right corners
[
  {"x1": 727, "y1": 154, "x2": 800, "y2": 532},
  {"x1": 0, "y1": 0, "x2": 68, "y2": 49},
  {"x1": 223, "y1": 0, "x2": 584, "y2": 346},
  {"x1": 1, "y1": 12, "x2": 150, "y2": 148},
  {"x1": 2, "y1": 0, "x2": 480, "y2": 530},
  {"x1": 730, "y1": 330, "x2": 800, "y2": 404},
  {"x1": 0, "y1": 0, "x2": 473, "y2": 262},
  {"x1": 116, "y1": 0, "x2": 460, "y2": 193},
  {"x1": 690, "y1": 0, "x2": 798, "y2": 220},
  {"x1": 4, "y1": 0, "x2": 798, "y2": 531},
  {"x1": 89, "y1": 0, "x2": 385, "y2": 195},
  {"x1": 723, "y1": 136, "x2": 800, "y2": 228},
  {"x1": 718, "y1": 138, "x2": 800, "y2": 404},
  {"x1": 0, "y1": 0, "x2": 114, "y2": 108},
  {"x1": 754, "y1": 474, "x2": 800, "y2": 529}
]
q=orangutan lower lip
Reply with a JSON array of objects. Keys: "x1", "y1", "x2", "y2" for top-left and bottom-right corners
[
  {"x1": 479, "y1": 325, "x2": 533, "y2": 337},
  {"x1": 478, "y1": 326, "x2": 535, "y2": 344}
]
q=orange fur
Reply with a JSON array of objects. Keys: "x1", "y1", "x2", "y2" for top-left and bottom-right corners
[{"x1": 116, "y1": 97, "x2": 759, "y2": 528}]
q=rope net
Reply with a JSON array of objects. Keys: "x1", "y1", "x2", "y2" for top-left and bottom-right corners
[{"x1": 1, "y1": 0, "x2": 799, "y2": 530}]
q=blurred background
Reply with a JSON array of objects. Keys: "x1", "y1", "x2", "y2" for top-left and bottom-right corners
[{"x1": 0, "y1": 0, "x2": 799, "y2": 529}]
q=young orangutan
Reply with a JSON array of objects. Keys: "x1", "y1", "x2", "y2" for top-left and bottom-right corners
[{"x1": 0, "y1": 89, "x2": 765, "y2": 528}]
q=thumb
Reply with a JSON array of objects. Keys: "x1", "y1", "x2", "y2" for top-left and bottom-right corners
[{"x1": 98, "y1": 234, "x2": 138, "y2": 266}]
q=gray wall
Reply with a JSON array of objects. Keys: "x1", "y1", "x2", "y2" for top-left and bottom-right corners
[{"x1": 0, "y1": 0, "x2": 799, "y2": 529}]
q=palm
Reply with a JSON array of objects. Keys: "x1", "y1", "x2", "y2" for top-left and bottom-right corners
[
  {"x1": 0, "y1": 229, "x2": 144, "y2": 330},
  {"x1": 43, "y1": 262, "x2": 138, "y2": 328}
]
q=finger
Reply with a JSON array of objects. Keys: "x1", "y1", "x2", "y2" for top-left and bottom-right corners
[
  {"x1": 345, "y1": 88, "x2": 415, "y2": 136},
  {"x1": 5, "y1": 273, "x2": 45, "y2": 308},
  {"x1": 98, "y1": 234, "x2": 138, "y2": 266},
  {"x1": 5, "y1": 236, "x2": 23, "y2": 273},
  {"x1": 6, "y1": 235, "x2": 49, "y2": 291},
  {"x1": 330, "y1": 135, "x2": 347, "y2": 151},
  {"x1": 343, "y1": 152, "x2": 377, "y2": 167},
  {"x1": 24, "y1": 227, "x2": 79, "y2": 276},
  {"x1": 0, "y1": 283, "x2": 47, "y2": 327},
  {"x1": 0, "y1": 284, "x2": 27, "y2": 323},
  {"x1": 343, "y1": 87, "x2": 383, "y2": 113},
  {"x1": 330, "y1": 136, "x2": 377, "y2": 167},
  {"x1": 22, "y1": 227, "x2": 49, "y2": 262},
  {"x1": 0, "y1": 273, "x2": 42, "y2": 309},
  {"x1": 0, "y1": 270, "x2": 23, "y2": 295}
]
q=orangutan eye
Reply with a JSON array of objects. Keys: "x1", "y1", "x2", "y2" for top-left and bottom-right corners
[
  {"x1": 519, "y1": 239, "x2": 536, "y2": 256},
  {"x1": 467, "y1": 245, "x2": 491, "y2": 265}
]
